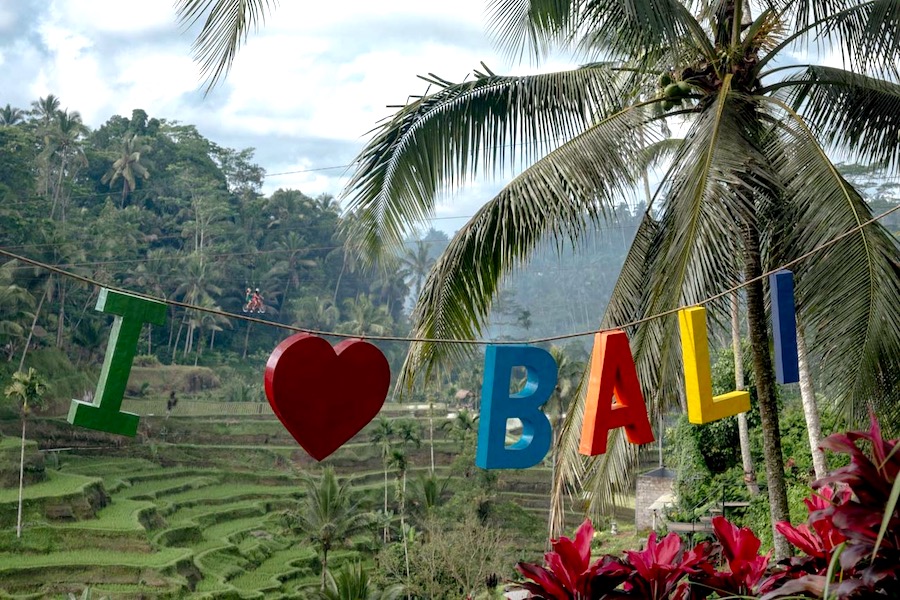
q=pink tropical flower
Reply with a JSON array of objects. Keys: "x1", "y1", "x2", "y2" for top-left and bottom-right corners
[
  {"x1": 623, "y1": 533, "x2": 712, "y2": 600},
  {"x1": 692, "y1": 517, "x2": 771, "y2": 597},
  {"x1": 515, "y1": 519, "x2": 631, "y2": 599}
]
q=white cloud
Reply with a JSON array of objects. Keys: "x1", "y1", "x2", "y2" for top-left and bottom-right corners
[
  {"x1": 0, "y1": 0, "x2": 580, "y2": 234},
  {"x1": 0, "y1": 6, "x2": 13, "y2": 31},
  {"x1": 48, "y1": 0, "x2": 175, "y2": 34}
]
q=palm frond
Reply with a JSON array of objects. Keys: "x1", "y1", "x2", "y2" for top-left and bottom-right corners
[
  {"x1": 769, "y1": 66, "x2": 900, "y2": 170},
  {"x1": 641, "y1": 138, "x2": 685, "y2": 173},
  {"x1": 395, "y1": 106, "x2": 656, "y2": 390},
  {"x1": 762, "y1": 96, "x2": 900, "y2": 426},
  {"x1": 631, "y1": 83, "x2": 759, "y2": 392},
  {"x1": 575, "y1": 0, "x2": 715, "y2": 63},
  {"x1": 762, "y1": 0, "x2": 900, "y2": 79},
  {"x1": 486, "y1": 0, "x2": 579, "y2": 61},
  {"x1": 342, "y1": 64, "x2": 635, "y2": 263},
  {"x1": 486, "y1": 0, "x2": 715, "y2": 63},
  {"x1": 570, "y1": 84, "x2": 776, "y2": 516},
  {"x1": 175, "y1": 0, "x2": 277, "y2": 93},
  {"x1": 550, "y1": 211, "x2": 659, "y2": 517}
]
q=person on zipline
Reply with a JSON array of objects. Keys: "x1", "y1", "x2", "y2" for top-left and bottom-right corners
[
  {"x1": 250, "y1": 288, "x2": 265, "y2": 314},
  {"x1": 242, "y1": 287, "x2": 253, "y2": 313}
]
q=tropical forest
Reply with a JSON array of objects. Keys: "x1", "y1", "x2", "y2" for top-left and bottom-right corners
[{"x1": 1, "y1": 1, "x2": 899, "y2": 599}]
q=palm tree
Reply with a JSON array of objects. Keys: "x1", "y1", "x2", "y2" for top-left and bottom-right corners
[
  {"x1": 30, "y1": 95, "x2": 61, "y2": 198},
  {"x1": 0, "y1": 261, "x2": 35, "y2": 363},
  {"x1": 290, "y1": 296, "x2": 340, "y2": 331},
  {"x1": 270, "y1": 231, "x2": 317, "y2": 309},
  {"x1": 441, "y1": 409, "x2": 478, "y2": 446},
  {"x1": 337, "y1": 1, "x2": 900, "y2": 559},
  {"x1": 29, "y1": 95, "x2": 60, "y2": 125},
  {"x1": 385, "y1": 419, "x2": 421, "y2": 585},
  {"x1": 370, "y1": 416, "x2": 396, "y2": 543},
  {"x1": 47, "y1": 109, "x2": 88, "y2": 221},
  {"x1": 369, "y1": 265, "x2": 409, "y2": 322},
  {"x1": 5, "y1": 368, "x2": 47, "y2": 539},
  {"x1": 304, "y1": 562, "x2": 404, "y2": 600},
  {"x1": 126, "y1": 249, "x2": 175, "y2": 355},
  {"x1": 546, "y1": 345, "x2": 584, "y2": 537},
  {"x1": 731, "y1": 293, "x2": 759, "y2": 496},
  {"x1": 413, "y1": 471, "x2": 451, "y2": 515},
  {"x1": 283, "y1": 468, "x2": 373, "y2": 591},
  {"x1": 339, "y1": 294, "x2": 392, "y2": 337},
  {"x1": 387, "y1": 449, "x2": 413, "y2": 593},
  {"x1": 192, "y1": 296, "x2": 230, "y2": 361},
  {"x1": 172, "y1": 257, "x2": 223, "y2": 361},
  {"x1": 796, "y1": 323, "x2": 827, "y2": 480},
  {"x1": 101, "y1": 133, "x2": 150, "y2": 206},
  {"x1": 0, "y1": 104, "x2": 25, "y2": 126},
  {"x1": 174, "y1": 0, "x2": 900, "y2": 559},
  {"x1": 401, "y1": 240, "x2": 434, "y2": 300}
]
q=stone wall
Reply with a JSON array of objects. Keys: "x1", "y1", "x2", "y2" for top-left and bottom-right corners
[{"x1": 635, "y1": 467, "x2": 676, "y2": 532}]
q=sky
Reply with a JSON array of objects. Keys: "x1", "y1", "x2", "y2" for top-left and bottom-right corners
[{"x1": 0, "y1": 0, "x2": 563, "y2": 234}]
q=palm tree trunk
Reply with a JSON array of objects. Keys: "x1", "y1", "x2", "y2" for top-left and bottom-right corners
[
  {"x1": 242, "y1": 322, "x2": 252, "y2": 359},
  {"x1": 548, "y1": 423, "x2": 560, "y2": 541},
  {"x1": 321, "y1": 547, "x2": 328, "y2": 591},
  {"x1": 50, "y1": 155, "x2": 67, "y2": 220},
  {"x1": 332, "y1": 254, "x2": 347, "y2": 305},
  {"x1": 282, "y1": 277, "x2": 292, "y2": 311},
  {"x1": 400, "y1": 471, "x2": 411, "y2": 599},
  {"x1": 16, "y1": 419, "x2": 26, "y2": 538},
  {"x1": 183, "y1": 321, "x2": 193, "y2": 357},
  {"x1": 429, "y1": 400, "x2": 435, "y2": 474},
  {"x1": 19, "y1": 288, "x2": 47, "y2": 372},
  {"x1": 56, "y1": 280, "x2": 65, "y2": 349},
  {"x1": 194, "y1": 330, "x2": 202, "y2": 366},
  {"x1": 797, "y1": 324, "x2": 826, "y2": 480},
  {"x1": 742, "y1": 226, "x2": 791, "y2": 559},
  {"x1": 383, "y1": 461, "x2": 390, "y2": 543},
  {"x1": 172, "y1": 313, "x2": 186, "y2": 363},
  {"x1": 167, "y1": 307, "x2": 176, "y2": 352},
  {"x1": 732, "y1": 293, "x2": 759, "y2": 496}
]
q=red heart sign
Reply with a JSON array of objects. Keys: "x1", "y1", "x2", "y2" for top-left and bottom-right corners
[{"x1": 264, "y1": 333, "x2": 390, "y2": 461}]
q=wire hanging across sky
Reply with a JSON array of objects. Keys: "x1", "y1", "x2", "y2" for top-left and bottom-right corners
[{"x1": 0, "y1": 204, "x2": 897, "y2": 346}]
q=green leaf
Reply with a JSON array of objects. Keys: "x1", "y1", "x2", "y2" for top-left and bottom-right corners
[
  {"x1": 396, "y1": 105, "x2": 655, "y2": 387},
  {"x1": 871, "y1": 469, "x2": 900, "y2": 562},
  {"x1": 343, "y1": 64, "x2": 635, "y2": 263},
  {"x1": 486, "y1": 0, "x2": 715, "y2": 64},
  {"x1": 175, "y1": 0, "x2": 277, "y2": 93},
  {"x1": 763, "y1": 95, "x2": 900, "y2": 424},
  {"x1": 775, "y1": 66, "x2": 900, "y2": 168}
]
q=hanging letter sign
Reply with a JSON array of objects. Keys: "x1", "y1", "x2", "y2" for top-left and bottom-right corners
[
  {"x1": 68, "y1": 288, "x2": 166, "y2": 436},
  {"x1": 579, "y1": 330, "x2": 654, "y2": 455},
  {"x1": 476, "y1": 345, "x2": 557, "y2": 470},
  {"x1": 678, "y1": 307, "x2": 750, "y2": 424},
  {"x1": 265, "y1": 333, "x2": 390, "y2": 461},
  {"x1": 770, "y1": 270, "x2": 800, "y2": 385}
]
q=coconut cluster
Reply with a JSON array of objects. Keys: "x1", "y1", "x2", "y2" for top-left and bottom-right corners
[{"x1": 658, "y1": 73, "x2": 693, "y2": 111}]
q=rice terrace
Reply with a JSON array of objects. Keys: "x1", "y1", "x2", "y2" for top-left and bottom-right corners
[{"x1": 1, "y1": 0, "x2": 900, "y2": 599}]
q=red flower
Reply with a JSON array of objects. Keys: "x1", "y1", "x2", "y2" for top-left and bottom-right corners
[
  {"x1": 692, "y1": 517, "x2": 771, "y2": 597},
  {"x1": 621, "y1": 532, "x2": 714, "y2": 600},
  {"x1": 516, "y1": 519, "x2": 631, "y2": 599},
  {"x1": 776, "y1": 486, "x2": 849, "y2": 562}
]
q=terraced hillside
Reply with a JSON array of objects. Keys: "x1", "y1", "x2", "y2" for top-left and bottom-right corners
[
  {"x1": 0, "y1": 456, "x2": 329, "y2": 598},
  {"x1": 0, "y1": 406, "x2": 594, "y2": 599}
]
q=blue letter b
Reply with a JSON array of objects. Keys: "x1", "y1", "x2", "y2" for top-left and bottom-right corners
[{"x1": 475, "y1": 345, "x2": 557, "y2": 469}]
